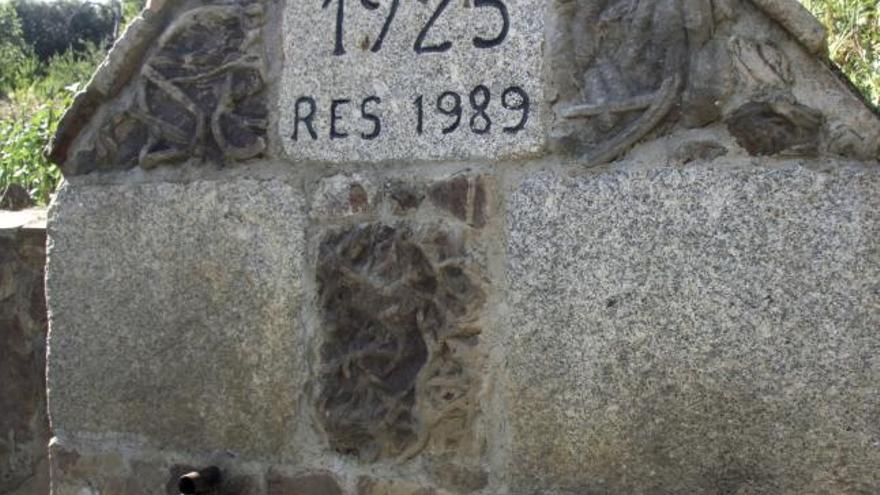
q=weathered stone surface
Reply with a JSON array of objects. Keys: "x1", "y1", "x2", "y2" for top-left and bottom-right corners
[
  {"x1": 428, "y1": 175, "x2": 490, "y2": 229},
  {"x1": 726, "y1": 101, "x2": 824, "y2": 156},
  {"x1": 506, "y1": 165, "x2": 880, "y2": 494},
  {"x1": 279, "y1": 0, "x2": 545, "y2": 162},
  {"x1": 551, "y1": 0, "x2": 697, "y2": 162},
  {"x1": 167, "y1": 464, "x2": 261, "y2": 495},
  {"x1": 37, "y1": 0, "x2": 880, "y2": 493},
  {"x1": 384, "y1": 180, "x2": 425, "y2": 215},
  {"x1": 267, "y1": 471, "x2": 343, "y2": 495},
  {"x1": 670, "y1": 139, "x2": 729, "y2": 164},
  {"x1": 0, "y1": 212, "x2": 49, "y2": 495},
  {"x1": 357, "y1": 477, "x2": 447, "y2": 495},
  {"x1": 311, "y1": 173, "x2": 494, "y2": 227},
  {"x1": 46, "y1": 180, "x2": 305, "y2": 458},
  {"x1": 749, "y1": 0, "x2": 828, "y2": 54},
  {"x1": 49, "y1": 442, "x2": 131, "y2": 495},
  {"x1": 49, "y1": 442, "x2": 263, "y2": 495},
  {"x1": 424, "y1": 459, "x2": 488, "y2": 493},
  {"x1": 315, "y1": 221, "x2": 486, "y2": 461},
  {"x1": 61, "y1": 0, "x2": 270, "y2": 174},
  {"x1": 547, "y1": 0, "x2": 879, "y2": 164},
  {"x1": 311, "y1": 174, "x2": 380, "y2": 219},
  {"x1": 50, "y1": 0, "x2": 880, "y2": 172}
]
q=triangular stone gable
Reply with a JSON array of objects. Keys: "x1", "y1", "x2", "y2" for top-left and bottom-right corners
[
  {"x1": 48, "y1": 0, "x2": 270, "y2": 175},
  {"x1": 48, "y1": 0, "x2": 880, "y2": 174}
]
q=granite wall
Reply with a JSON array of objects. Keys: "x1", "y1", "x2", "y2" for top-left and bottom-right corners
[
  {"x1": 45, "y1": 156, "x2": 880, "y2": 495},
  {"x1": 1, "y1": 210, "x2": 49, "y2": 495},
  {"x1": 42, "y1": 0, "x2": 880, "y2": 493}
]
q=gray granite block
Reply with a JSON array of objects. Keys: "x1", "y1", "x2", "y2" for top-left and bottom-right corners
[
  {"x1": 505, "y1": 164, "x2": 880, "y2": 494},
  {"x1": 279, "y1": 0, "x2": 546, "y2": 162},
  {"x1": 46, "y1": 180, "x2": 306, "y2": 459}
]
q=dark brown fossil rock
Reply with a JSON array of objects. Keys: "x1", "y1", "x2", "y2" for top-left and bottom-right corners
[
  {"x1": 726, "y1": 101, "x2": 824, "y2": 156},
  {"x1": 64, "y1": 0, "x2": 269, "y2": 173},
  {"x1": 316, "y1": 223, "x2": 485, "y2": 461},
  {"x1": 428, "y1": 176, "x2": 489, "y2": 229}
]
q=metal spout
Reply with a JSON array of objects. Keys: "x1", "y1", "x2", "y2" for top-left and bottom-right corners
[{"x1": 178, "y1": 466, "x2": 221, "y2": 494}]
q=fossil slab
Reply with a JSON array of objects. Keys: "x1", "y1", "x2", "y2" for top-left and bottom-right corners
[
  {"x1": 52, "y1": 0, "x2": 270, "y2": 174},
  {"x1": 310, "y1": 173, "x2": 493, "y2": 481}
]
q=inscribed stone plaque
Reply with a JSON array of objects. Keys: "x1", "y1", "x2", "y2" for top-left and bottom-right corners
[{"x1": 280, "y1": 0, "x2": 545, "y2": 162}]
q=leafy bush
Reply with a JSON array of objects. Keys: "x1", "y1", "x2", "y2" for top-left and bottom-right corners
[
  {"x1": 0, "y1": 1, "x2": 37, "y2": 98},
  {"x1": 0, "y1": 97, "x2": 66, "y2": 204},
  {"x1": 33, "y1": 42, "x2": 108, "y2": 98},
  {"x1": 0, "y1": 0, "x2": 144, "y2": 206},
  {"x1": 0, "y1": 43, "x2": 96, "y2": 204},
  {"x1": 0, "y1": 26, "x2": 109, "y2": 206}
]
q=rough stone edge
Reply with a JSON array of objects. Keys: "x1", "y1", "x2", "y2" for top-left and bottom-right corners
[
  {"x1": 748, "y1": 0, "x2": 828, "y2": 56},
  {"x1": 47, "y1": 434, "x2": 271, "y2": 495},
  {"x1": 827, "y1": 61, "x2": 880, "y2": 118},
  {"x1": 45, "y1": 0, "x2": 177, "y2": 170},
  {"x1": 0, "y1": 208, "x2": 48, "y2": 232},
  {"x1": 748, "y1": 0, "x2": 879, "y2": 118}
]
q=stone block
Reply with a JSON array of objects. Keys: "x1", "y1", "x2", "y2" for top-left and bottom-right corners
[
  {"x1": 357, "y1": 477, "x2": 447, "y2": 495},
  {"x1": 48, "y1": 441, "x2": 263, "y2": 495},
  {"x1": 424, "y1": 459, "x2": 488, "y2": 493},
  {"x1": 427, "y1": 175, "x2": 490, "y2": 229},
  {"x1": 279, "y1": 0, "x2": 546, "y2": 162},
  {"x1": 49, "y1": 441, "x2": 130, "y2": 495},
  {"x1": 383, "y1": 180, "x2": 426, "y2": 215},
  {"x1": 726, "y1": 101, "x2": 824, "y2": 156},
  {"x1": 267, "y1": 471, "x2": 343, "y2": 495},
  {"x1": 310, "y1": 172, "x2": 495, "y2": 227},
  {"x1": 309, "y1": 172, "x2": 494, "y2": 465},
  {"x1": 315, "y1": 221, "x2": 487, "y2": 462},
  {"x1": 0, "y1": 215, "x2": 49, "y2": 495},
  {"x1": 57, "y1": 0, "x2": 271, "y2": 174},
  {"x1": 505, "y1": 165, "x2": 880, "y2": 494},
  {"x1": 46, "y1": 180, "x2": 306, "y2": 458},
  {"x1": 311, "y1": 174, "x2": 380, "y2": 219}
]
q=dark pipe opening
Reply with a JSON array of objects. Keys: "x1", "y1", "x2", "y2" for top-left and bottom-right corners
[
  {"x1": 178, "y1": 466, "x2": 221, "y2": 494},
  {"x1": 179, "y1": 478, "x2": 196, "y2": 494}
]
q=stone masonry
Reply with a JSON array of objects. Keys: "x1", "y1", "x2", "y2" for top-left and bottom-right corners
[
  {"x1": 1, "y1": 210, "x2": 49, "y2": 495},
  {"x1": 42, "y1": 0, "x2": 880, "y2": 493}
]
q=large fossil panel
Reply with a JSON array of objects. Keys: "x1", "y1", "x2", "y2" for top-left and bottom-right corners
[
  {"x1": 549, "y1": 0, "x2": 709, "y2": 162},
  {"x1": 61, "y1": 0, "x2": 269, "y2": 174},
  {"x1": 547, "y1": 0, "x2": 880, "y2": 163},
  {"x1": 316, "y1": 222, "x2": 486, "y2": 462}
]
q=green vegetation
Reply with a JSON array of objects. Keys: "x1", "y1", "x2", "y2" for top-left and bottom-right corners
[
  {"x1": 1, "y1": 0, "x2": 143, "y2": 205},
  {"x1": 0, "y1": 0, "x2": 877, "y2": 206},
  {"x1": 802, "y1": 0, "x2": 879, "y2": 107},
  {"x1": 0, "y1": 42, "x2": 106, "y2": 205}
]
